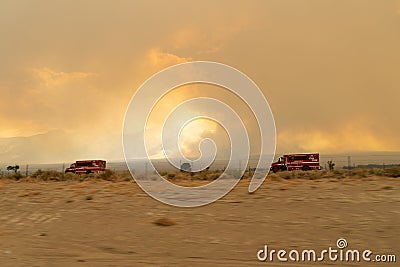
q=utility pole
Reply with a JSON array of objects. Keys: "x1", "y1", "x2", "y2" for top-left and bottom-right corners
[
  {"x1": 347, "y1": 156, "x2": 351, "y2": 170},
  {"x1": 25, "y1": 164, "x2": 29, "y2": 176}
]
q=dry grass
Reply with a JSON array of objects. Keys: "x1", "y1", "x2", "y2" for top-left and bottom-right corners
[
  {"x1": 0, "y1": 170, "x2": 133, "y2": 182},
  {"x1": 1, "y1": 166, "x2": 398, "y2": 183},
  {"x1": 270, "y1": 167, "x2": 400, "y2": 180}
]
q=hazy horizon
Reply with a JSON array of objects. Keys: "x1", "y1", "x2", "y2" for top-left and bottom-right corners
[{"x1": 1, "y1": 145, "x2": 400, "y2": 166}]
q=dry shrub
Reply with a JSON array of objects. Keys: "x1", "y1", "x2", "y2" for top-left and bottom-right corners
[
  {"x1": 1, "y1": 173, "x2": 23, "y2": 180},
  {"x1": 381, "y1": 185, "x2": 394, "y2": 190},
  {"x1": 97, "y1": 169, "x2": 115, "y2": 181},
  {"x1": 368, "y1": 168, "x2": 385, "y2": 176},
  {"x1": 290, "y1": 170, "x2": 321, "y2": 180},
  {"x1": 167, "y1": 171, "x2": 224, "y2": 181},
  {"x1": 170, "y1": 172, "x2": 184, "y2": 180},
  {"x1": 31, "y1": 170, "x2": 63, "y2": 181},
  {"x1": 320, "y1": 170, "x2": 338, "y2": 179},
  {"x1": 123, "y1": 176, "x2": 133, "y2": 182},
  {"x1": 18, "y1": 191, "x2": 41, "y2": 197},
  {"x1": 64, "y1": 172, "x2": 78, "y2": 180},
  {"x1": 332, "y1": 169, "x2": 346, "y2": 178},
  {"x1": 307, "y1": 171, "x2": 323, "y2": 180},
  {"x1": 268, "y1": 169, "x2": 359, "y2": 180},
  {"x1": 198, "y1": 172, "x2": 209, "y2": 180},
  {"x1": 167, "y1": 173, "x2": 176, "y2": 179},
  {"x1": 278, "y1": 171, "x2": 295, "y2": 180},
  {"x1": 189, "y1": 173, "x2": 201, "y2": 180},
  {"x1": 207, "y1": 173, "x2": 220, "y2": 180},
  {"x1": 268, "y1": 173, "x2": 284, "y2": 182},
  {"x1": 384, "y1": 167, "x2": 400, "y2": 178},
  {"x1": 82, "y1": 170, "x2": 131, "y2": 182},
  {"x1": 153, "y1": 217, "x2": 176, "y2": 226},
  {"x1": 349, "y1": 169, "x2": 368, "y2": 178},
  {"x1": 159, "y1": 171, "x2": 168, "y2": 176},
  {"x1": 342, "y1": 167, "x2": 393, "y2": 178},
  {"x1": 12, "y1": 173, "x2": 23, "y2": 180},
  {"x1": 28, "y1": 169, "x2": 129, "y2": 182}
]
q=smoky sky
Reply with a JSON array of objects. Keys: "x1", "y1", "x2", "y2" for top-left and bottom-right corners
[{"x1": 0, "y1": 0, "x2": 399, "y2": 163}]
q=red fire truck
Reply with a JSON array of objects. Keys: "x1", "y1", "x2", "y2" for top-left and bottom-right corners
[
  {"x1": 270, "y1": 153, "x2": 321, "y2": 172},
  {"x1": 65, "y1": 160, "x2": 106, "y2": 174}
]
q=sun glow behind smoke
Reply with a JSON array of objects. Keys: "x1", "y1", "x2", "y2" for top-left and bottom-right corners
[
  {"x1": 143, "y1": 82, "x2": 258, "y2": 161},
  {"x1": 145, "y1": 90, "x2": 232, "y2": 160},
  {"x1": 178, "y1": 119, "x2": 219, "y2": 159},
  {"x1": 146, "y1": 119, "x2": 220, "y2": 160}
]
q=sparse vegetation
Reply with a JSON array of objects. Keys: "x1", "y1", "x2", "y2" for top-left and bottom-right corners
[
  {"x1": 0, "y1": 166, "x2": 398, "y2": 182},
  {"x1": 267, "y1": 167, "x2": 398, "y2": 180},
  {"x1": 31, "y1": 170, "x2": 63, "y2": 181},
  {"x1": 0, "y1": 169, "x2": 134, "y2": 182},
  {"x1": 384, "y1": 166, "x2": 400, "y2": 178},
  {"x1": 98, "y1": 169, "x2": 114, "y2": 181},
  {"x1": 12, "y1": 172, "x2": 23, "y2": 180}
]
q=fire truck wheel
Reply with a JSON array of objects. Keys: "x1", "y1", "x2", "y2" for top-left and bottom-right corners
[
  {"x1": 86, "y1": 170, "x2": 91, "y2": 174},
  {"x1": 272, "y1": 166, "x2": 279, "y2": 173},
  {"x1": 302, "y1": 165, "x2": 310, "y2": 171}
]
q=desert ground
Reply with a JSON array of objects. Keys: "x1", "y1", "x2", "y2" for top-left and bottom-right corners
[{"x1": 0, "y1": 171, "x2": 398, "y2": 266}]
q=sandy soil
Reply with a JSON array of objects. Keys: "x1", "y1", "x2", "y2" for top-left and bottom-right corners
[{"x1": 0, "y1": 176, "x2": 398, "y2": 266}]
